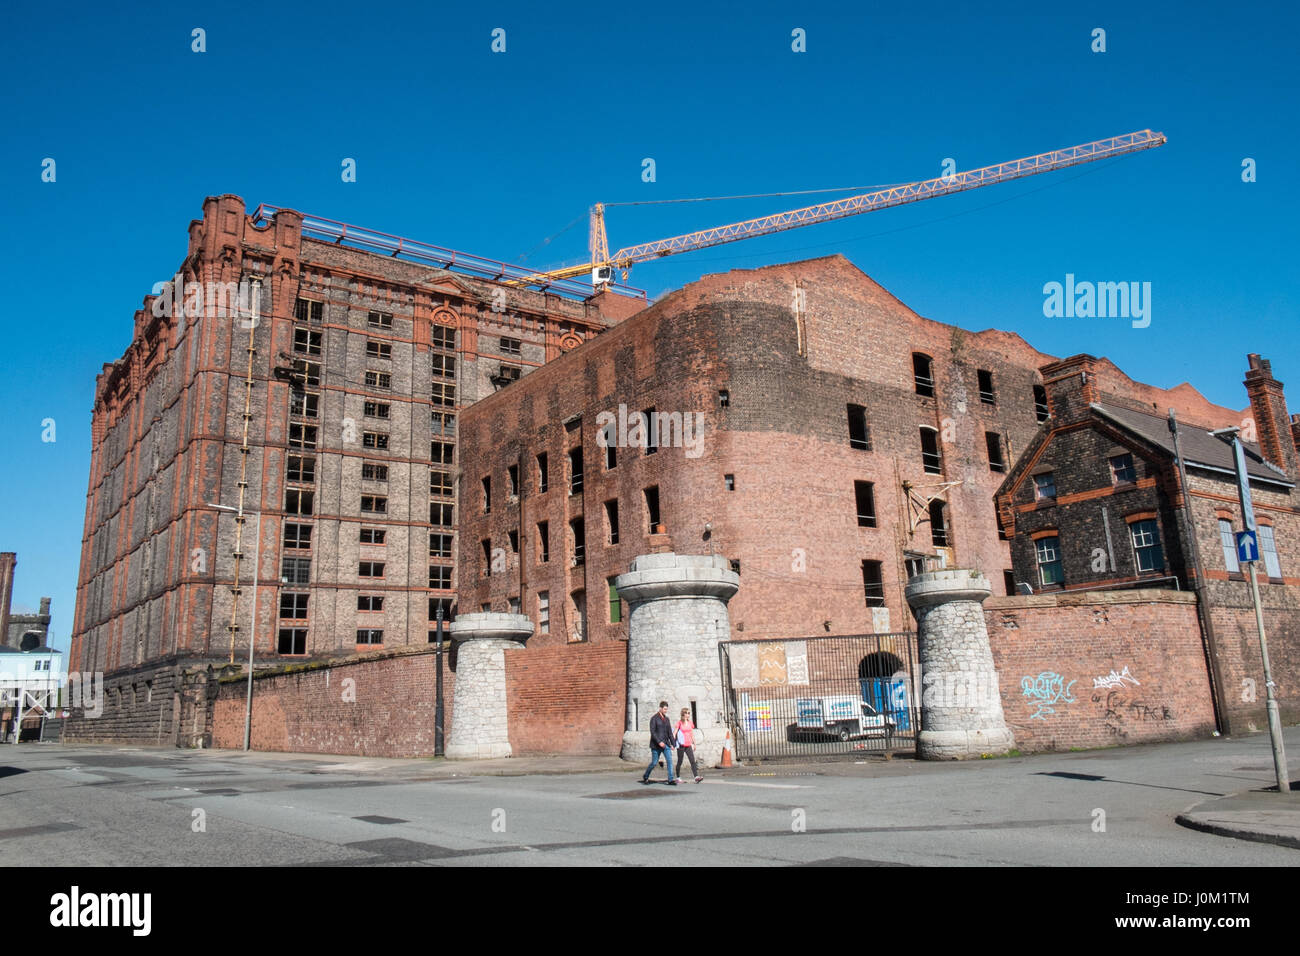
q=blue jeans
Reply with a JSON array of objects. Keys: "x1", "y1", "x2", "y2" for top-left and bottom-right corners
[{"x1": 643, "y1": 745, "x2": 675, "y2": 782}]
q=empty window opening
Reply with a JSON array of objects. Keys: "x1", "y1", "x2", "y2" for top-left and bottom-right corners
[
  {"x1": 606, "y1": 500, "x2": 620, "y2": 545},
  {"x1": 920, "y1": 428, "x2": 942, "y2": 474},
  {"x1": 570, "y1": 518, "x2": 586, "y2": 565},
  {"x1": 862, "y1": 560, "x2": 885, "y2": 607},
  {"x1": 847, "y1": 404, "x2": 872, "y2": 450},
  {"x1": 855, "y1": 481, "x2": 877, "y2": 528},
  {"x1": 568, "y1": 447, "x2": 584, "y2": 494},
  {"x1": 986, "y1": 432, "x2": 1006, "y2": 472},
  {"x1": 645, "y1": 486, "x2": 662, "y2": 532},
  {"x1": 1034, "y1": 385, "x2": 1050, "y2": 423},
  {"x1": 929, "y1": 500, "x2": 948, "y2": 547},
  {"x1": 913, "y1": 354, "x2": 935, "y2": 397}
]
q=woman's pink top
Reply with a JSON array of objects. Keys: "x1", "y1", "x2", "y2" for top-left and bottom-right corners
[{"x1": 675, "y1": 720, "x2": 695, "y2": 747}]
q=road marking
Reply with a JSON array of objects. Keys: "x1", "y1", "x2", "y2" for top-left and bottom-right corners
[{"x1": 707, "y1": 780, "x2": 809, "y2": 789}]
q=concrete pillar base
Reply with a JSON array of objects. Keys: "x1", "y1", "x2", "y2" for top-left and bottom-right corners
[
  {"x1": 918, "y1": 727, "x2": 1017, "y2": 760},
  {"x1": 616, "y1": 553, "x2": 740, "y2": 768},
  {"x1": 905, "y1": 568, "x2": 1016, "y2": 762},
  {"x1": 445, "y1": 613, "x2": 533, "y2": 761}
]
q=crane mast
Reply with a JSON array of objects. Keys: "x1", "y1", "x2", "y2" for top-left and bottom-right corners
[{"x1": 516, "y1": 129, "x2": 1166, "y2": 289}]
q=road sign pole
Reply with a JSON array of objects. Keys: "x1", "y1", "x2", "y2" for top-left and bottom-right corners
[{"x1": 1226, "y1": 433, "x2": 1289, "y2": 793}]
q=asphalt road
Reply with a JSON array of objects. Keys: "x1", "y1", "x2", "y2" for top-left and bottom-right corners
[{"x1": 2, "y1": 729, "x2": 1297, "y2": 867}]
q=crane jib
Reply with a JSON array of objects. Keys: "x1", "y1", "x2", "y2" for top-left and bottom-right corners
[{"x1": 608, "y1": 130, "x2": 1166, "y2": 266}]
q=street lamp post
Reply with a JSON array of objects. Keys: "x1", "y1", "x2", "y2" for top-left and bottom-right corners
[
  {"x1": 1209, "y1": 428, "x2": 1290, "y2": 793},
  {"x1": 208, "y1": 502, "x2": 261, "y2": 752}
]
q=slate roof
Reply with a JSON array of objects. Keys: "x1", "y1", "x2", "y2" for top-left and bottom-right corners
[{"x1": 1092, "y1": 403, "x2": 1293, "y2": 488}]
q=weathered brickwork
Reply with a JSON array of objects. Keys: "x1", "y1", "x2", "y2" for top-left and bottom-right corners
[
  {"x1": 985, "y1": 591, "x2": 1217, "y2": 751},
  {"x1": 504, "y1": 641, "x2": 626, "y2": 755},
  {"x1": 209, "y1": 645, "x2": 455, "y2": 758},
  {"x1": 62, "y1": 656, "x2": 229, "y2": 748},
  {"x1": 460, "y1": 256, "x2": 1246, "y2": 646},
  {"x1": 998, "y1": 352, "x2": 1300, "y2": 734},
  {"x1": 73, "y1": 195, "x2": 645, "y2": 734}
]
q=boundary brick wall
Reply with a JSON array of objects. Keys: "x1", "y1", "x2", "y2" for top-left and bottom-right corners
[
  {"x1": 205, "y1": 640, "x2": 628, "y2": 758},
  {"x1": 504, "y1": 641, "x2": 626, "y2": 754},
  {"x1": 62, "y1": 656, "x2": 222, "y2": 748},
  {"x1": 210, "y1": 646, "x2": 454, "y2": 758},
  {"x1": 985, "y1": 590, "x2": 1217, "y2": 752}
]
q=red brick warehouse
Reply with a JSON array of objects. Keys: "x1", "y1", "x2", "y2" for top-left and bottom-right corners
[
  {"x1": 67, "y1": 196, "x2": 644, "y2": 742},
  {"x1": 458, "y1": 254, "x2": 1249, "y2": 646}
]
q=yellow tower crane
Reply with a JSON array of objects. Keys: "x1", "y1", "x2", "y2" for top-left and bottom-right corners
[{"x1": 514, "y1": 129, "x2": 1166, "y2": 290}]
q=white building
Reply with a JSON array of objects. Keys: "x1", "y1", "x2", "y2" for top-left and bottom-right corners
[{"x1": 0, "y1": 645, "x2": 64, "y2": 742}]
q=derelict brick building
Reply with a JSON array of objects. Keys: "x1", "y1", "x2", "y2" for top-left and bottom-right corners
[
  {"x1": 67, "y1": 195, "x2": 644, "y2": 742},
  {"x1": 996, "y1": 352, "x2": 1300, "y2": 730},
  {"x1": 458, "y1": 255, "x2": 1248, "y2": 645}
]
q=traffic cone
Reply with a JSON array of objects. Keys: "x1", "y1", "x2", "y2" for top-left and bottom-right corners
[{"x1": 720, "y1": 730, "x2": 734, "y2": 768}]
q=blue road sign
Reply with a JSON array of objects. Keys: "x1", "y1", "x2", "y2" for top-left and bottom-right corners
[{"x1": 1236, "y1": 530, "x2": 1259, "y2": 563}]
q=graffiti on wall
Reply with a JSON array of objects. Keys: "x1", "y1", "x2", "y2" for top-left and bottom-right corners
[
  {"x1": 1092, "y1": 688, "x2": 1175, "y2": 738},
  {"x1": 1021, "y1": 672, "x2": 1077, "y2": 720},
  {"x1": 1093, "y1": 666, "x2": 1141, "y2": 690}
]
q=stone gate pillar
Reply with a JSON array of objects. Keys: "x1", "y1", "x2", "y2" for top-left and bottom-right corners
[
  {"x1": 446, "y1": 612, "x2": 533, "y2": 759},
  {"x1": 615, "y1": 553, "x2": 740, "y2": 767},
  {"x1": 904, "y1": 568, "x2": 1016, "y2": 760}
]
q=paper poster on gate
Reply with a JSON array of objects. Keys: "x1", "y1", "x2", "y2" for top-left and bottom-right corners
[
  {"x1": 758, "y1": 642, "x2": 788, "y2": 684},
  {"x1": 785, "y1": 641, "x2": 809, "y2": 685},
  {"x1": 730, "y1": 643, "x2": 759, "y2": 686},
  {"x1": 744, "y1": 702, "x2": 774, "y2": 732}
]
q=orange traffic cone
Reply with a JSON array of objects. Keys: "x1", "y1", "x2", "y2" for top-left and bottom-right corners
[{"x1": 720, "y1": 730, "x2": 734, "y2": 768}]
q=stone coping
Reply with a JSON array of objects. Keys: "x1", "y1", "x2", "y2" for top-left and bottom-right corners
[
  {"x1": 985, "y1": 588, "x2": 1198, "y2": 610},
  {"x1": 615, "y1": 552, "x2": 740, "y2": 603},
  {"x1": 448, "y1": 612, "x2": 535, "y2": 643},
  {"x1": 216, "y1": 644, "x2": 439, "y2": 685},
  {"x1": 904, "y1": 568, "x2": 992, "y2": 609}
]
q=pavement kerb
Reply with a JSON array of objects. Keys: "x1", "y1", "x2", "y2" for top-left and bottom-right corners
[{"x1": 1175, "y1": 788, "x2": 1300, "y2": 851}]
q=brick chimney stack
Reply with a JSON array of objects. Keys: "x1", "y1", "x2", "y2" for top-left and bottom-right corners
[
  {"x1": 1038, "y1": 354, "x2": 1100, "y2": 424},
  {"x1": 0, "y1": 552, "x2": 14, "y2": 649},
  {"x1": 1244, "y1": 354, "x2": 1298, "y2": 479}
]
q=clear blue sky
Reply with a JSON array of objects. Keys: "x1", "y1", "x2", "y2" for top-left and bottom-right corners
[{"x1": 2, "y1": 0, "x2": 1296, "y2": 654}]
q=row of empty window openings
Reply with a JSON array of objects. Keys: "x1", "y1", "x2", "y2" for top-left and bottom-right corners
[
  {"x1": 854, "y1": 481, "x2": 949, "y2": 547},
  {"x1": 274, "y1": 628, "x2": 383, "y2": 654},
  {"x1": 910, "y1": 355, "x2": 1049, "y2": 421},
  {"x1": 851, "y1": 407, "x2": 1019, "y2": 474},
  {"x1": 284, "y1": 524, "x2": 445, "y2": 549},
  {"x1": 483, "y1": 491, "x2": 662, "y2": 573}
]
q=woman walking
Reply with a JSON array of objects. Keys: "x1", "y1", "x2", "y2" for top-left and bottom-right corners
[{"x1": 674, "y1": 708, "x2": 704, "y2": 783}]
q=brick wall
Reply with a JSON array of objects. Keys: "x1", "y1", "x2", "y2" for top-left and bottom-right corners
[
  {"x1": 209, "y1": 645, "x2": 454, "y2": 758},
  {"x1": 504, "y1": 641, "x2": 626, "y2": 754},
  {"x1": 203, "y1": 639, "x2": 630, "y2": 757},
  {"x1": 985, "y1": 590, "x2": 1217, "y2": 751},
  {"x1": 62, "y1": 656, "x2": 222, "y2": 748}
]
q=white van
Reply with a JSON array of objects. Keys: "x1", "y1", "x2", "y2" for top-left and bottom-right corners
[{"x1": 795, "y1": 696, "x2": 896, "y2": 742}]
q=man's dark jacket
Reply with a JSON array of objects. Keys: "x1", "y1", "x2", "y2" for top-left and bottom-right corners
[{"x1": 649, "y1": 711, "x2": 674, "y2": 749}]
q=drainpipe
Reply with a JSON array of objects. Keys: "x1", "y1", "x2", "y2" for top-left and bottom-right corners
[{"x1": 1169, "y1": 409, "x2": 1229, "y2": 734}]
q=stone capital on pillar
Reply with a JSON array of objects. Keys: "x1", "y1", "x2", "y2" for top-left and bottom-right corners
[
  {"x1": 616, "y1": 554, "x2": 740, "y2": 768},
  {"x1": 905, "y1": 568, "x2": 1016, "y2": 760},
  {"x1": 445, "y1": 612, "x2": 534, "y2": 760},
  {"x1": 614, "y1": 553, "x2": 739, "y2": 604},
  {"x1": 448, "y1": 612, "x2": 534, "y2": 645}
]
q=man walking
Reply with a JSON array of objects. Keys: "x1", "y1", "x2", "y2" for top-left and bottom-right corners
[{"x1": 641, "y1": 701, "x2": 678, "y2": 785}]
